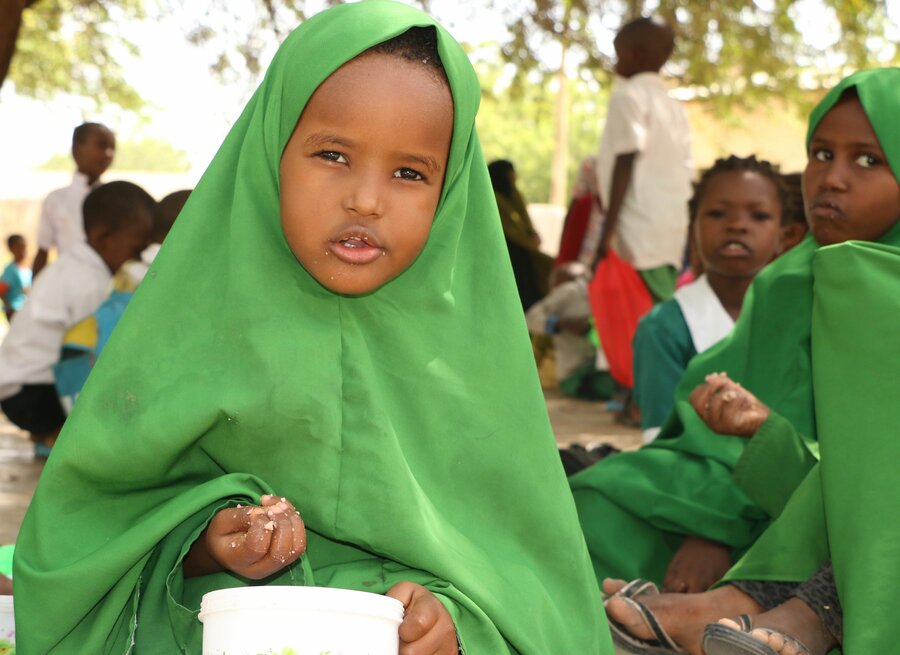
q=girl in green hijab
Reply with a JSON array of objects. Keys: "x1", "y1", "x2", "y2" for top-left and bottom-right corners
[
  {"x1": 597, "y1": 67, "x2": 900, "y2": 655},
  {"x1": 570, "y1": 67, "x2": 900, "y2": 598},
  {"x1": 12, "y1": 3, "x2": 611, "y2": 654}
]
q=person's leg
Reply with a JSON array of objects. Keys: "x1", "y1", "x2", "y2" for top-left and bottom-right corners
[
  {"x1": 604, "y1": 578, "x2": 764, "y2": 655},
  {"x1": 716, "y1": 563, "x2": 840, "y2": 655},
  {"x1": 0, "y1": 384, "x2": 67, "y2": 450}
]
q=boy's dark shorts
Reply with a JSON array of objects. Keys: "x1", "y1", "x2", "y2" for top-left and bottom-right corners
[{"x1": 0, "y1": 384, "x2": 67, "y2": 434}]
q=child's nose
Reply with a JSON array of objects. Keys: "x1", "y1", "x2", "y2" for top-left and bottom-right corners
[
  {"x1": 345, "y1": 173, "x2": 384, "y2": 218},
  {"x1": 819, "y1": 159, "x2": 850, "y2": 192}
]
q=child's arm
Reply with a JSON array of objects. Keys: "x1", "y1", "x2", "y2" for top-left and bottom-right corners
[
  {"x1": 183, "y1": 494, "x2": 306, "y2": 579},
  {"x1": 32, "y1": 248, "x2": 49, "y2": 277},
  {"x1": 595, "y1": 152, "x2": 636, "y2": 264},
  {"x1": 387, "y1": 581, "x2": 459, "y2": 655}
]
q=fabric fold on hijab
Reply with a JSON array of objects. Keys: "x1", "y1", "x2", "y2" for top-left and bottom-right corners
[{"x1": 14, "y1": 3, "x2": 610, "y2": 653}]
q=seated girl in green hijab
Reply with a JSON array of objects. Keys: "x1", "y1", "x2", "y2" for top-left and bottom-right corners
[
  {"x1": 12, "y1": 3, "x2": 611, "y2": 654},
  {"x1": 570, "y1": 66, "x2": 900, "y2": 598},
  {"x1": 600, "y1": 67, "x2": 900, "y2": 655}
]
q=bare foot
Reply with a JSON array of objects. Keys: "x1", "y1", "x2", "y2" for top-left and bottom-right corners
[
  {"x1": 604, "y1": 579, "x2": 764, "y2": 655},
  {"x1": 716, "y1": 598, "x2": 836, "y2": 655},
  {"x1": 663, "y1": 536, "x2": 732, "y2": 593}
]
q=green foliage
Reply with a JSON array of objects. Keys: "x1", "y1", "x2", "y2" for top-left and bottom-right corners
[
  {"x1": 476, "y1": 54, "x2": 607, "y2": 203},
  {"x1": 495, "y1": 0, "x2": 898, "y2": 113},
  {"x1": 9, "y1": 0, "x2": 146, "y2": 111},
  {"x1": 38, "y1": 137, "x2": 191, "y2": 172}
]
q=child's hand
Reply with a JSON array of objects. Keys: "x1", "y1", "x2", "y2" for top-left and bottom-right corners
[
  {"x1": 205, "y1": 494, "x2": 306, "y2": 580},
  {"x1": 689, "y1": 372, "x2": 770, "y2": 437},
  {"x1": 387, "y1": 581, "x2": 458, "y2": 655}
]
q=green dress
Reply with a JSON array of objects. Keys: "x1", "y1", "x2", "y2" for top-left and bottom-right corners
[
  {"x1": 723, "y1": 67, "x2": 900, "y2": 654},
  {"x1": 12, "y1": 3, "x2": 611, "y2": 654},
  {"x1": 571, "y1": 67, "x2": 900, "y2": 587}
]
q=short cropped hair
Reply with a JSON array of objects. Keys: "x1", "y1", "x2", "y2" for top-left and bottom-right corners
[
  {"x1": 72, "y1": 122, "x2": 111, "y2": 146},
  {"x1": 82, "y1": 181, "x2": 156, "y2": 235},
  {"x1": 690, "y1": 155, "x2": 792, "y2": 226},
  {"x1": 154, "y1": 189, "x2": 191, "y2": 242},
  {"x1": 367, "y1": 26, "x2": 448, "y2": 85},
  {"x1": 6, "y1": 234, "x2": 24, "y2": 250}
]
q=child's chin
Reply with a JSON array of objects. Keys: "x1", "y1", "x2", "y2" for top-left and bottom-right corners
[{"x1": 317, "y1": 273, "x2": 389, "y2": 297}]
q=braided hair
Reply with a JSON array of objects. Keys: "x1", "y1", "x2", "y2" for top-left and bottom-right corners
[{"x1": 689, "y1": 155, "x2": 797, "y2": 226}]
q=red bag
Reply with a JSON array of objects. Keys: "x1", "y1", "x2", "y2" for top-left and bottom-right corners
[{"x1": 588, "y1": 250, "x2": 653, "y2": 389}]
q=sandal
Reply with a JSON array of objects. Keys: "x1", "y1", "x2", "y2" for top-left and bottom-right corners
[
  {"x1": 605, "y1": 579, "x2": 684, "y2": 654},
  {"x1": 703, "y1": 614, "x2": 811, "y2": 655}
]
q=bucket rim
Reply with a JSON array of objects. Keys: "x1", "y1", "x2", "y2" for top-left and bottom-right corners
[{"x1": 199, "y1": 586, "x2": 404, "y2": 624}]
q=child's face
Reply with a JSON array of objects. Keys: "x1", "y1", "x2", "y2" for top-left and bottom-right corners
[
  {"x1": 280, "y1": 53, "x2": 454, "y2": 295},
  {"x1": 73, "y1": 128, "x2": 116, "y2": 181},
  {"x1": 694, "y1": 170, "x2": 784, "y2": 279},
  {"x1": 92, "y1": 213, "x2": 152, "y2": 274},
  {"x1": 9, "y1": 240, "x2": 26, "y2": 262},
  {"x1": 804, "y1": 97, "x2": 900, "y2": 246},
  {"x1": 613, "y1": 40, "x2": 640, "y2": 79}
]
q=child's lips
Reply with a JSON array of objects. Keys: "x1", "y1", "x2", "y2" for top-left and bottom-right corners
[
  {"x1": 717, "y1": 241, "x2": 751, "y2": 257},
  {"x1": 809, "y1": 198, "x2": 845, "y2": 221},
  {"x1": 328, "y1": 227, "x2": 384, "y2": 265}
]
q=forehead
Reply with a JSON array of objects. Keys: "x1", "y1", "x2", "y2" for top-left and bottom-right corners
[
  {"x1": 703, "y1": 169, "x2": 777, "y2": 200},
  {"x1": 811, "y1": 97, "x2": 880, "y2": 146},
  {"x1": 81, "y1": 127, "x2": 115, "y2": 144}
]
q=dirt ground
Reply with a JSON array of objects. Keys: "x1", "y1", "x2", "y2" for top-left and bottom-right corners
[{"x1": 0, "y1": 389, "x2": 640, "y2": 546}]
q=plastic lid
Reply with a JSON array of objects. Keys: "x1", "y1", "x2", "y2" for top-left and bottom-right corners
[{"x1": 199, "y1": 586, "x2": 404, "y2": 624}]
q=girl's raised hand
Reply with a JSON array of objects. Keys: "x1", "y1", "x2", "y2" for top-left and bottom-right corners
[
  {"x1": 204, "y1": 494, "x2": 306, "y2": 580},
  {"x1": 689, "y1": 372, "x2": 770, "y2": 437},
  {"x1": 386, "y1": 582, "x2": 458, "y2": 655}
]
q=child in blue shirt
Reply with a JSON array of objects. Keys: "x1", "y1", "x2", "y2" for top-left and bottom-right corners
[{"x1": 0, "y1": 235, "x2": 31, "y2": 322}]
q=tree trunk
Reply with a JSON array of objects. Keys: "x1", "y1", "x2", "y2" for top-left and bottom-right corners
[
  {"x1": 549, "y1": 43, "x2": 569, "y2": 207},
  {"x1": 0, "y1": 0, "x2": 35, "y2": 92},
  {"x1": 627, "y1": 0, "x2": 643, "y2": 18}
]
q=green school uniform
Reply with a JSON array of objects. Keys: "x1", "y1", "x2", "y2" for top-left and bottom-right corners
[
  {"x1": 722, "y1": 67, "x2": 900, "y2": 654},
  {"x1": 570, "y1": 68, "x2": 900, "y2": 587},
  {"x1": 12, "y1": 3, "x2": 611, "y2": 654}
]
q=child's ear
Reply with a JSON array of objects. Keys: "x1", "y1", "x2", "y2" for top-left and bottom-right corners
[{"x1": 781, "y1": 223, "x2": 808, "y2": 252}]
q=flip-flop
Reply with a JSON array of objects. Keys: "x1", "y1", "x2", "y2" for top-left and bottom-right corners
[
  {"x1": 703, "y1": 614, "x2": 811, "y2": 655},
  {"x1": 604, "y1": 579, "x2": 684, "y2": 654}
]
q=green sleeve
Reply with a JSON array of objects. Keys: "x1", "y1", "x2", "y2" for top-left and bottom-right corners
[
  {"x1": 732, "y1": 411, "x2": 818, "y2": 518},
  {"x1": 633, "y1": 301, "x2": 696, "y2": 432}
]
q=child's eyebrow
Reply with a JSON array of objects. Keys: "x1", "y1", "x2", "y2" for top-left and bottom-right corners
[
  {"x1": 810, "y1": 135, "x2": 882, "y2": 151},
  {"x1": 403, "y1": 153, "x2": 443, "y2": 175},
  {"x1": 304, "y1": 132, "x2": 354, "y2": 149}
]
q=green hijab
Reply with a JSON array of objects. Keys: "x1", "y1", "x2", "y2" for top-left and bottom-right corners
[
  {"x1": 569, "y1": 68, "x2": 900, "y2": 586},
  {"x1": 14, "y1": 3, "x2": 610, "y2": 653},
  {"x1": 723, "y1": 67, "x2": 900, "y2": 653}
]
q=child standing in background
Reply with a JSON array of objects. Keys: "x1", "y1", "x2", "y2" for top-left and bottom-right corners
[
  {"x1": 633, "y1": 156, "x2": 791, "y2": 443},
  {"x1": 14, "y1": 4, "x2": 611, "y2": 654},
  {"x1": 32, "y1": 122, "x2": 116, "y2": 277},
  {"x1": 0, "y1": 234, "x2": 31, "y2": 321},
  {"x1": 594, "y1": 16, "x2": 693, "y2": 302}
]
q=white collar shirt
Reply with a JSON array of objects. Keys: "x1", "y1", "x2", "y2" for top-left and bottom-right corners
[
  {"x1": 0, "y1": 242, "x2": 112, "y2": 400},
  {"x1": 35, "y1": 172, "x2": 99, "y2": 254}
]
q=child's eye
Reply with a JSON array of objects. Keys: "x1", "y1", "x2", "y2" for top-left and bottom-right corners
[
  {"x1": 856, "y1": 153, "x2": 881, "y2": 168},
  {"x1": 393, "y1": 168, "x2": 425, "y2": 181},
  {"x1": 704, "y1": 209, "x2": 726, "y2": 219},
  {"x1": 316, "y1": 151, "x2": 347, "y2": 164},
  {"x1": 752, "y1": 211, "x2": 772, "y2": 221},
  {"x1": 812, "y1": 148, "x2": 832, "y2": 162}
]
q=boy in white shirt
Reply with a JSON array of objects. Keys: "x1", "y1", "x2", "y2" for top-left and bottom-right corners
[
  {"x1": 0, "y1": 181, "x2": 153, "y2": 450},
  {"x1": 32, "y1": 122, "x2": 116, "y2": 277},
  {"x1": 594, "y1": 17, "x2": 693, "y2": 302}
]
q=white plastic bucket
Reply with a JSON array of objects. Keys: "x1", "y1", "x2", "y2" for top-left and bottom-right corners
[
  {"x1": 0, "y1": 595, "x2": 14, "y2": 652},
  {"x1": 199, "y1": 586, "x2": 403, "y2": 655}
]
